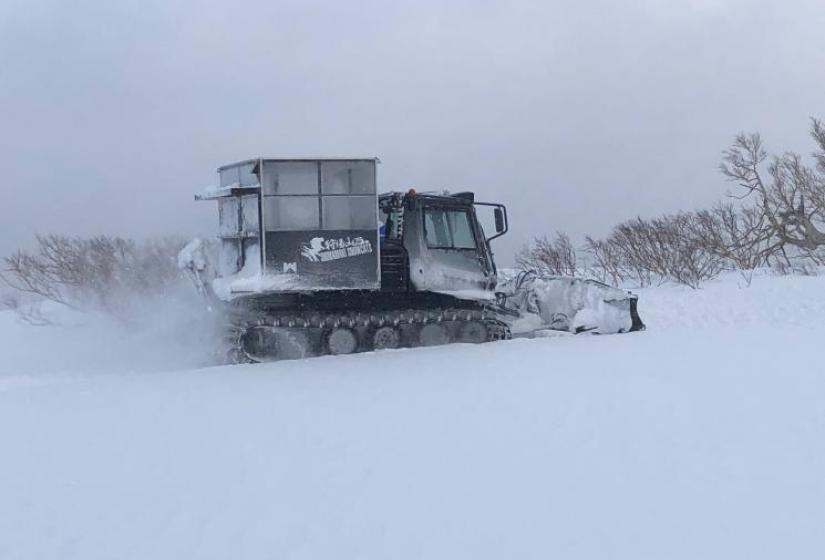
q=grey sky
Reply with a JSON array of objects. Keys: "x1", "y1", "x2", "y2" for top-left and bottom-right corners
[{"x1": 1, "y1": 0, "x2": 823, "y2": 263}]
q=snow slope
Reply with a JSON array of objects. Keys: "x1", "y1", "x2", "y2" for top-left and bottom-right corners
[{"x1": 1, "y1": 273, "x2": 824, "y2": 559}]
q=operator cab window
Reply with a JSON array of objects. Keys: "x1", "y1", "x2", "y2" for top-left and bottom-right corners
[{"x1": 424, "y1": 208, "x2": 476, "y2": 249}]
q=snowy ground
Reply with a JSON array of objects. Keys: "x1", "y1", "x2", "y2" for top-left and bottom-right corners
[{"x1": 1, "y1": 273, "x2": 824, "y2": 559}]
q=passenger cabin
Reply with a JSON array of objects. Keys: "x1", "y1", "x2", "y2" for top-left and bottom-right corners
[{"x1": 198, "y1": 158, "x2": 380, "y2": 291}]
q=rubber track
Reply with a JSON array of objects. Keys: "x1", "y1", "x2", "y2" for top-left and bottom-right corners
[{"x1": 225, "y1": 307, "x2": 511, "y2": 363}]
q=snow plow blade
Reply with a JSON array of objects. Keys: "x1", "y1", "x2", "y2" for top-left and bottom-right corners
[{"x1": 497, "y1": 271, "x2": 645, "y2": 335}]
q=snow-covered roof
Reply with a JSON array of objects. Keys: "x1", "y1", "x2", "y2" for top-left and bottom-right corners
[
  {"x1": 195, "y1": 183, "x2": 261, "y2": 201},
  {"x1": 217, "y1": 157, "x2": 380, "y2": 172}
]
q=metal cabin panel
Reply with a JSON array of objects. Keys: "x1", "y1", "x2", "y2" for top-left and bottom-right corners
[
  {"x1": 212, "y1": 161, "x2": 262, "y2": 276},
  {"x1": 260, "y1": 158, "x2": 379, "y2": 290}
]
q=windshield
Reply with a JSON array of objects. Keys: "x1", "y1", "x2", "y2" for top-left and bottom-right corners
[{"x1": 424, "y1": 208, "x2": 477, "y2": 249}]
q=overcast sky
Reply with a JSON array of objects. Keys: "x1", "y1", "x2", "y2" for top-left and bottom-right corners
[{"x1": 1, "y1": 0, "x2": 823, "y2": 263}]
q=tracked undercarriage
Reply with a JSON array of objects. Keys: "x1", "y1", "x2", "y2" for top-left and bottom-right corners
[
  {"x1": 217, "y1": 288, "x2": 511, "y2": 362},
  {"x1": 226, "y1": 303, "x2": 511, "y2": 363}
]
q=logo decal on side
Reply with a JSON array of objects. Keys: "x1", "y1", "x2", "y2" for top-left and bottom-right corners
[{"x1": 300, "y1": 237, "x2": 373, "y2": 262}]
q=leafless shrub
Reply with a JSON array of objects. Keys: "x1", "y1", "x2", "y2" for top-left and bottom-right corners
[
  {"x1": 609, "y1": 217, "x2": 661, "y2": 286},
  {"x1": 520, "y1": 214, "x2": 723, "y2": 288},
  {"x1": 689, "y1": 203, "x2": 777, "y2": 285},
  {"x1": 583, "y1": 236, "x2": 623, "y2": 286},
  {"x1": 1, "y1": 234, "x2": 187, "y2": 320},
  {"x1": 0, "y1": 290, "x2": 55, "y2": 326},
  {"x1": 516, "y1": 232, "x2": 577, "y2": 276},
  {"x1": 666, "y1": 214, "x2": 726, "y2": 287},
  {"x1": 602, "y1": 213, "x2": 724, "y2": 288}
]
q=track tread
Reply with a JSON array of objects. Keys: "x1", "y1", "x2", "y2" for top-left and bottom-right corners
[{"x1": 229, "y1": 307, "x2": 511, "y2": 363}]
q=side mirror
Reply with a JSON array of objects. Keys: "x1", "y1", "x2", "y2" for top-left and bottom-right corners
[{"x1": 494, "y1": 208, "x2": 505, "y2": 233}]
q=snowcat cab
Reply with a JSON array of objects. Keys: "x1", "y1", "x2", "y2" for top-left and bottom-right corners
[{"x1": 378, "y1": 190, "x2": 507, "y2": 296}]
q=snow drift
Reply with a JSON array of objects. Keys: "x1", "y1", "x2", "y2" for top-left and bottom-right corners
[{"x1": 1, "y1": 272, "x2": 824, "y2": 559}]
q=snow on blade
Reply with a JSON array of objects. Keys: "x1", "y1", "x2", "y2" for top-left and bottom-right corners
[{"x1": 498, "y1": 271, "x2": 640, "y2": 334}]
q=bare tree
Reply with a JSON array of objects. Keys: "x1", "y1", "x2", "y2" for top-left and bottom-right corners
[{"x1": 720, "y1": 118, "x2": 825, "y2": 264}]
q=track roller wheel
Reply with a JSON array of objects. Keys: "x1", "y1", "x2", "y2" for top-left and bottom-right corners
[
  {"x1": 240, "y1": 326, "x2": 279, "y2": 362},
  {"x1": 418, "y1": 323, "x2": 449, "y2": 346},
  {"x1": 372, "y1": 326, "x2": 401, "y2": 350},
  {"x1": 459, "y1": 321, "x2": 488, "y2": 343},
  {"x1": 276, "y1": 329, "x2": 312, "y2": 360},
  {"x1": 326, "y1": 327, "x2": 359, "y2": 355}
]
